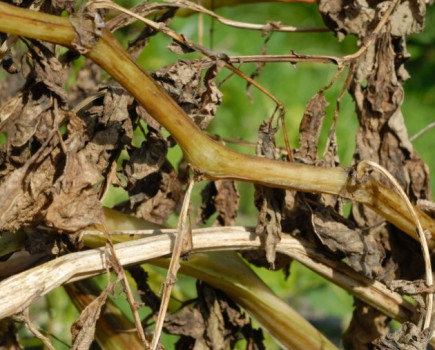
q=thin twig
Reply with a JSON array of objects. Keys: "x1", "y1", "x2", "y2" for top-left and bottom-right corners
[
  {"x1": 169, "y1": 0, "x2": 329, "y2": 33},
  {"x1": 105, "y1": 0, "x2": 328, "y2": 33},
  {"x1": 21, "y1": 309, "x2": 56, "y2": 350},
  {"x1": 101, "y1": 224, "x2": 149, "y2": 347},
  {"x1": 410, "y1": 122, "x2": 435, "y2": 142},
  {"x1": 357, "y1": 160, "x2": 433, "y2": 330},
  {"x1": 150, "y1": 179, "x2": 195, "y2": 350}
]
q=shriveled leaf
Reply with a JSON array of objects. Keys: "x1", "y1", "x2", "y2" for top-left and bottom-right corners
[
  {"x1": 71, "y1": 280, "x2": 117, "y2": 350},
  {"x1": 121, "y1": 128, "x2": 182, "y2": 224},
  {"x1": 311, "y1": 207, "x2": 386, "y2": 278},
  {"x1": 166, "y1": 282, "x2": 257, "y2": 349},
  {"x1": 124, "y1": 128, "x2": 168, "y2": 185},
  {"x1": 152, "y1": 60, "x2": 222, "y2": 129},
  {"x1": 0, "y1": 318, "x2": 22, "y2": 349},
  {"x1": 254, "y1": 121, "x2": 285, "y2": 267},
  {"x1": 372, "y1": 322, "x2": 431, "y2": 350},
  {"x1": 198, "y1": 180, "x2": 240, "y2": 226},
  {"x1": 294, "y1": 93, "x2": 328, "y2": 164}
]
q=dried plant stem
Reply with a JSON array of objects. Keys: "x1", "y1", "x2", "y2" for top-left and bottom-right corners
[
  {"x1": 357, "y1": 160, "x2": 433, "y2": 330},
  {"x1": 150, "y1": 180, "x2": 194, "y2": 350},
  {"x1": 410, "y1": 122, "x2": 435, "y2": 142},
  {"x1": 0, "y1": 227, "x2": 427, "y2": 342},
  {"x1": 20, "y1": 309, "x2": 56, "y2": 350},
  {"x1": 106, "y1": 0, "x2": 322, "y2": 33},
  {"x1": 100, "y1": 225, "x2": 148, "y2": 347},
  {"x1": 152, "y1": 0, "x2": 329, "y2": 33},
  {"x1": 0, "y1": 3, "x2": 434, "y2": 241}
]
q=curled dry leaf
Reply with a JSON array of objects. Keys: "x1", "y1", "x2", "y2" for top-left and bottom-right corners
[
  {"x1": 372, "y1": 322, "x2": 431, "y2": 350},
  {"x1": 0, "y1": 318, "x2": 22, "y2": 349},
  {"x1": 294, "y1": 92, "x2": 328, "y2": 164},
  {"x1": 152, "y1": 60, "x2": 222, "y2": 129},
  {"x1": 311, "y1": 207, "x2": 385, "y2": 278},
  {"x1": 71, "y1": 279, "x2": 119, "y2": 350},
  {"x1": 254, "y1": 121, "x2": 285, "y2": 267},
  {"x1": 121, "y1": 128, "x2": 182, "y2": 225},
  {"x1": 318, "y1": 0, "x2": 432, "y2": 347},
  {"x1": 198, "y1": 180, "x2": 240, "y2": 226},
  {"x1": 165, "y1": 282, "x2": 263, "y2": 349}
]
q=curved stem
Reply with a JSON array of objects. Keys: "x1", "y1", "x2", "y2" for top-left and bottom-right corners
[{"x1": 0, "y1": 2, "x2": 434, "y2": 243}]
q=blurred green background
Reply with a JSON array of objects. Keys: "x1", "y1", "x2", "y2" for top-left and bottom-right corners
[{"x1": 9, "y1": 1, "x2": 434, "y2": 349}]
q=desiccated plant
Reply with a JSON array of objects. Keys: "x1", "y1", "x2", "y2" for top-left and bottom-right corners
[{"x1": 0, "y1": 0, "x2": 434, "y2": 349}]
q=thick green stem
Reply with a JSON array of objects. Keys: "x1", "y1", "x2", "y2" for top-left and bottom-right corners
[{"x1": 0, "y1": 2, "x2": 434, "y2": 242}]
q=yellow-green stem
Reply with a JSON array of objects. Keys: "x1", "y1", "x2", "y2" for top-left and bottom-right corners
[{"x1": 0, "y1": 2, "x2": 433, "y2": 243}]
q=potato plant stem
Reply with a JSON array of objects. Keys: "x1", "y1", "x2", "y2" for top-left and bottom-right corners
[{"x1": 0, "y1": 2, "x2": 434, "y2": 243}]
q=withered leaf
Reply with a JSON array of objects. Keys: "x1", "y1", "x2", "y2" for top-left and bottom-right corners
[
  {"x1": 372, "y1": 322, "x2": 430, "y2": 350},
  {"x1": 152, "y1": 60, "x2": 222, "y2": 129},
  {"x1": 198, "y1": 180, "x2": 240, "y2": 226},
  {"x1": 164, "y1": 307, "x2": 205, "y2": 339},
  {"x1": 167, "y1": 282, "x2": 261, "y2": 349},
  {"x1": 167, "y1": 39, "x2": 195, "y2": 55},
  {"x1": 46, "y1": 189, "x2": 103, "y2": 232},
  {"x1": 312, "y1": 207, "x2": 386, "y2": 278},
  {"x1": 254, "y1": 121, "x2": 285, "y2": 267},
  {"x1": 0, "y1": 318, "x2": 22, "y2": 350},
  {"x1": 71, "y1": 280, "x2": 117, "y2": 350},
  {"x1": 124, "y1": 128, "x2": 168, "y2": 185},
  {"x1": 294, "y1": 92, "x2": 328, "y2": 164},
  {"x1": 343, "y1": 300, "x2": 390, "y2": 350},
  {"x1": 121, "y1": 128, "x2": 182, "y2": 224}
]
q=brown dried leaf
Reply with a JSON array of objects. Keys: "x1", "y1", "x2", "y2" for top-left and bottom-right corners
[
  {"x1": 127, "y1": 266, "x2": 161, "y2": 313},
  {"x1": 71, "y1": 280, "x2": 117, "y2": 350},
  {"x1": 294, "y1": 92, "x2": 328, "y2": 164},
  {"x1": 46, "y1": 189, "x2": 103, "y2": 232},
  {"x1": 254, "y1": 122, "x2": 285, "y2": 267},
  {"x1": 372, "y1": 322, "x2": 431, "y2": 350},
  {"x1": 166, "y1": 283, "x2": 262, "y2": 349},
  {"x1": 121, "y1": 127, "x2": 182, "y2": 224},
  {"x1": 0, "y1": 90, "x2": 52, "y2": 147},
  {"x1": 164, "y1": 307, "x2": 205, "y2": 339},
  {"x1": 124, "y1": 128, "x2": 168, "y2": 186},
  {"x1": 311, "y1": 207, "x2": 385, "y2": 278},
  {"x1": 198, "y1": 180, "x2": 240, "y2": 226},
  {"x1": 0, "y1": 318, "x2": 23, "y2": 349},
  {"x1": 167, "y1": 39, "x2": 195, "y2": 55},
  {"x1": 152, "y1": 60, "x2": 222, "y2": 129},
  {"x1": 343, "y1": 300, "x2": 390, "y2": 350},
  {"x1": 127, "y1": 162, "x2": 182, "y2": 225}
]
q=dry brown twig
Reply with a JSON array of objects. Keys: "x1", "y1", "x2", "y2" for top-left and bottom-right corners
[
  {"x1": 410, "y1": 122, "x2": 435, "y2": 142},
  {"x1": 150, "y1": 179, "x2": 195, "y2": 350},
  {"x1": 100, "y1": 224, "x2": 148, "y2": 347},
  {"x1": 105, "y1": 0, "x2": 328, "y2": 33},
  {"x1": 19, "y1": 309, "x2": 56, "y2": 350}
]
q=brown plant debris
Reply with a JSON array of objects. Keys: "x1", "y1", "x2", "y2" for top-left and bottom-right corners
[
  {"x1": 198, "y1": 180, "x2": 240, "y2": 226},
  {"x1": 294, "y1": 92, "x2": 328, "y2": 164},
  {"x1": 254, "y1": 121, "x2": 285, "y2": 268},
  {"x1": 164, "y1": 282, "x2": 264, "y2": 349},
  {"x1": 71, "y1": 278, "x2": 119, "y2": 350},
  {"x1": 120, "y1": 127, "x2": 183, "y2": 225},
  {"x1": 152, "y1": 60, "x2": 223, "y2": 130}
]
